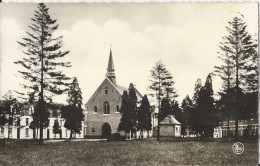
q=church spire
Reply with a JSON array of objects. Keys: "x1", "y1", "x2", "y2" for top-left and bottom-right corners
[{"x1": 106, "y1": 48, "x2": 116, "y2": 85}]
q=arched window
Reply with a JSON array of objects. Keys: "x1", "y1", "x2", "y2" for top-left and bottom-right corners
[
  {"x1": 103, "y1": 102, "x2": 110, "y2": 114},
  {"x1": 105, "y1": 87, "x2": 108, "y2": 94},
  {"x1": 115, "y1": 105, "x2": 120, "y2": 112},
  {"x1": 94, "y1": 106, "x2": 97, "y2": 113}
]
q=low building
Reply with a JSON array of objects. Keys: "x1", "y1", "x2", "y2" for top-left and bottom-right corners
[
  {"x1": 159, "y1": 115, "x2": 181, "y2": 137},
  {"x1": 213, "y1": 127, "x2": 222, "y2": 138},
  {"x1": 220, "y1": 119, "x2": 258, "y2": 137},
  {"x1": 0, "y1": 103, "x2": 84, "y2": 139}
]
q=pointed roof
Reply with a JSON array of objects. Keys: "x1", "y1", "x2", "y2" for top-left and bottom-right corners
[
  {"x1": 107, "y1": 49, "x2": 114, "y2": 72},
  {"x1": 160, "y1": 115, "x2": 181, "y2": 125}
]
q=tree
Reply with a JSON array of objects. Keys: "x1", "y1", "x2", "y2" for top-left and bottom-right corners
[
  {"x1": 128, "y1": 83, "x2": 138, "y2": 137},
  {"x1": 180, "y1": 95, "x2": 193, "y2": 137},
  {"x1": 148, "y1": 60, "x2": 177, "y2": 141},
  {"x1": 214, "y1": 53, "x2": 234, "y2": 90},
  {"x1": 218, "y1": 16, "x2": 257, "y2": 90},
  {"x1": 159, "y1": 98, "x2": 172, "y2": 123},
  {"x1": 30, "y1": 98, "x2": 50, "y2": 137},
  {"x1": 190, "y1": 79, "x2": 202, "y2": 134},
  {"x1": 15, "y1": 3, "x2": 71, "y2": 144},
  {"x1": 196, "y1": 74, "x2": 216, "y2": 137},
  {"x1": 148, "y1": 61, "x2": 177, "y2": 100},
  {"x1": 137, "y1": 95, "x2": 151, "y2": 139},
  {"x1": 61, "y1": 78, "x2": 84, "y2": 141},
  {"x1": 118, "y1": 91, "x2": 132, "y2": 136},
  {"x1": 52, "y1": 119, "x2": 61, "y2": 138},
  {"x1": 216, "y1": 15, "x2": 258, "y2": 139},
  {"x1": 172, "y1": 100, "x2": 186, "y2": 137},
  {"x1": 1, "y1": 91, "x2": 20, "y2": 138},
  {"x1": 1, "y1": 91, "x2": 14, "y2": 126}
]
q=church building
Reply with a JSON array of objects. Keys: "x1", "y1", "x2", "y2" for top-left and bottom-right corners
[{"x1": 84, "y1": 49, "x2": 142, "y2": 138}]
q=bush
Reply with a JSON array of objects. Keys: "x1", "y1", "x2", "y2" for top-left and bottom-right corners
[{"x1": 108, "y1": 133, "x2": 125, "y2": 141}]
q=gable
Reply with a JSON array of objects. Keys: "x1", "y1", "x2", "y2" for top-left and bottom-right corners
[
  {"x1": 160, "y1": 115, "x2": 181, "y2": 125},
  {"x1": 86, "y1": 78, "x2": 121, "y2": 105},
  {"x1": 86, "y1": 77, "x2": 143, "y2": 106}
]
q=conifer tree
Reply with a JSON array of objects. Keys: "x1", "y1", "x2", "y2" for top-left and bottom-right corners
[
  {"x1": 214, "y1": 53, "x2": 234, "y2": 90},
  {"x1": 148, "y1": 61, "x2": 177, "y2": 100},
  {"x1": 222, "y1": 16, "x2": 258, "y2": 90},
  {"x1": 159, "y1": 98, "x2": 172, "y2": 123},
  {"x1": 0, "y1": 107, "x2": 8, "y2": 126},
  {"x1": 172, "y1": 100, "x2": 186, "y2": 137},
  {"x1": 61, "y1": 78, "x2": 84, "y2": 141},
  {"x1": 196, "y1": 74, "x2": 216, "y2": 137},
  {"x1": 118, "y1": 91, "x2": 132, "y2": 136},
  {"x1": 137, "y1": 95, "x2": 151, "y2": 139},
  {"x1": 148, "y1": 60, "x2": 177, "y2": 140},
  {"x1": 215, "y1": 15, "x2": 258, "y2": 139},
  {"x1": 128, "y1": 83, "x2": 138, "y2": 137},
  {"x1": 180, "y1": 95, "x2": 193, "y2": 137},
  {"x1": 52, "y1": 119, "x2": 61, "y2": 138},
  {"x1": 15, "y1": 3, "x2": 71, "y2": 144},
  {"x1": 190, "y1": 79, "x2": 202, "y2": 134}
]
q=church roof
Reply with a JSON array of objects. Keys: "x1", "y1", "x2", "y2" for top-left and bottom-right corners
[
  {"x1": 116, "y1": 84, "x2": 127, "y2": 95},
  {"x1": 107, "y1": 78, "x2": 143, "y2": 101},
  {"x1": 160, "y1": 115, "x2": 181, "y2": 125}
]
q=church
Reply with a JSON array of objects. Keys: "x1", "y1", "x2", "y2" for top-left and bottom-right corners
[{"x1": 84, "y1": 49, "x2": 142, "y2": 138}]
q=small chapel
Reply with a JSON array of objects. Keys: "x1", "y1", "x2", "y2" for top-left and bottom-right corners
[{"x1": 84, "y1": 49, "x2": 142, "y2": 138}]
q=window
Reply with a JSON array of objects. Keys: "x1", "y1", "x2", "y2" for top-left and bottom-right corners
[
  {"x1": 84, "y1": 127, "x2": 87, "y2": 136},
  {"x1": 105, "y1": 87, "x2": 108, "y2": 94},
  {"x1": 26, "y1": 118, "x2": 29, "y2": 126},
  {"x1": 92, "y1": 128, "x2": 95, "y2": 133},
  {"x1": 9, "y1": 128, "x2": 13, "y2": 137},
  {"x1": 25, "y1": 128, "x2": 29, "y2": 137},
  {"x1": 94, "y1": 106, "x2": 97, "y2": 113},
  {"x1": 65, "y1": 129, "x2": 68, "y2": 137},
  {"x1": 103, "y1": 102, "x2": 110, "y2": 114},
  {"x1": 60, "y1": 120, "x2": 62, "y2": 127},
  {"x1": 115, "y1": 105, "x2": 120, "y2": 112}
]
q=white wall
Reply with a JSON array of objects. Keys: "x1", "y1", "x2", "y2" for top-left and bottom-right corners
[{"x1": 0, "y1": 116, "x2": 84, "y2": 139}]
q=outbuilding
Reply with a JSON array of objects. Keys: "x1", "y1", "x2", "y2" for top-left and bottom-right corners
[{"x1": 160, "y1": 115, "x2": 181, "y2": 137}]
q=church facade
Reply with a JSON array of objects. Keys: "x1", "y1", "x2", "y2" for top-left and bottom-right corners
[{"x1": 84, "y1": 50, "x2": 142, "y2": 138}]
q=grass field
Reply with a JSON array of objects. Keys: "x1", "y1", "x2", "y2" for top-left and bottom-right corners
[{"x1": 0, "y1": 139, "x2": 258, "y2": 166}]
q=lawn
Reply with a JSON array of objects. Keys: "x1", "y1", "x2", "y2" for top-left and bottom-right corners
[{"x1": 0, "y1": 139, "x2": 258, "y2": 166}]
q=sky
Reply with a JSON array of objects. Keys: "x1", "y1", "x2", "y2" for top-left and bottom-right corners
[{"x1": 0, "y1": 3, "x2": 258, "y2": 105}]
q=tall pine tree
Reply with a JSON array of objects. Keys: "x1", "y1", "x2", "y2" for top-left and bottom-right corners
[
  {"x1": 15, "y1": 3, "x2": 71, "y2": 144},
  {"x1": 215, "y1": 15, "x2": 258, "y2": 139},
  {"x1": 148, "y1": 60, "x2": 177, "y2": 141}
]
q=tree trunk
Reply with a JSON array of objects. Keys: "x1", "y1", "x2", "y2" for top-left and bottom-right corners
[
  {"x1": 69, "y1": 130, "x2": 73, "y2": 141},
  {"x1": 235, "y1": 118, "x2": 239, "y2": 140},
  {"x1": 39, "y1": 15, "x2": 45, "y2": 145},
  {"x1": 36, "y1": 129, "x2": 38, "y2": 139},
  {"x1": 227, "y1": 117, "x2": 230, "y2": 137}
]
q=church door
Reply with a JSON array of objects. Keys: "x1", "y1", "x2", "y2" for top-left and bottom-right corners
[{"x1": 102, "y1": 123, "x2": 111, "y2": 138}]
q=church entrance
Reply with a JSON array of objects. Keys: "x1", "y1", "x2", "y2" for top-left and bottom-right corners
[{"x1": 101, "y1": 123, "x2": 111, "y2": 138}]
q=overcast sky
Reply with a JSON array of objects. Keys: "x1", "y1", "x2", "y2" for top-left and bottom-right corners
[{"x1": 0, "y1": 3, "x2": 258, "y2": 105}]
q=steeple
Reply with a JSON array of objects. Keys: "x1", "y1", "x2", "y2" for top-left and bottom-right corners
[{"x1": 106, "y1": 48, "x2": 116, "y2": 85}]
